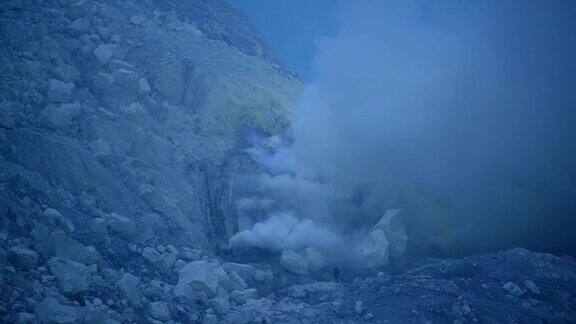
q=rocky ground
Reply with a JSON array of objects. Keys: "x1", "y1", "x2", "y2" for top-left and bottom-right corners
[{"x1": 1, "y1": 0, "x2": 575, "y2": 323}]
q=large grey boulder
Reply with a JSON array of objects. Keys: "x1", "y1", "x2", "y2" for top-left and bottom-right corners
[
  {"x1": 47, "y1": 79, "x2": 75, "y2": 103},
  {"x1": 35, "y1": 297, "x2": 83, "y2": 324},
  {"x1": 117, "y1": 273, "x2": 142, "y2": 308},
  {"x1": 358, "y1": 229, "x2": 390, "y2": 268},
  {"x1": 8, "y1": 245, "x2": 38, "y2": 270},
  {"x1": 175, "y1": 260, "x2": 229, "y2": 298},
  {"x1": 371, "y1": 209, "x2": 408, "y2": 259},
  {"x1": 47, "y1": 257, "x2": 96, "y2": 295},
  {"x1": 225, "y1": 270, "x2": 248, "y2": 292},
  {"x1": 40, "y1": 102, "x2": 81, "y2": 129},
  {"x1": 112, "y1": 68, "x2": 140, "y2": 93},
  {"x1": 55, "y1": 64, "x2": 80, "y2": 82},
  {"x1": 254, "y1": 269, "x2": 273, "y2": 283},
  {"x1": 280, "y1": 250, "x2": 308, "y2": 275},
  {"x1": 301, "y1": 246, "x2": 326, "y2": 272},
  {"x1": 222, "y1": 262, "x2": 255, "y2": 282},
  {"x1": 106, "y1": 213, "x2": 137, "y2": 238},
  {"x1": 93, "y1": 44, "x2": 122, "y2": 65},
  {"x1": 68, "y1": 17, "x2": 91, "y2": 36},
  {"x1": 45, "y1": 230, "x2": 100, "y2": 265},
  {"x1": 150, "y1": 301, "x2": 170, "y2": 321}
]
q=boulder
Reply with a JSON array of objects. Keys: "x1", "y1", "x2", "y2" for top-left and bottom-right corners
[
  {"x1": 45, "y1": 230, "x2": 100, "y2": 265},
  {"x1": 175, "y1": 260, "x2": 229, "y2": 298},
  {"x1": 358, "y1": 229, "x2": 389, "y2": 268},
  {"x1": 130, "y1": 15, "x2": 145, "y2": 26},
  {"x1": 106, "y1": 213, "x2": 137, "y2": 238},
  {"x1": 222, "y1": 262, "x2": 255, "y2": 282},
  {"x1": 35, "y1": 297, "x2": 82, "y2": 324},
  {"x1": 150, "y1": 301, "x2": 170, "y2": 321},
  {"x1": 225, "y1": 270, "x2": 248, "y2": 292},
  {"x1": 93, "y1": 44, "x2": 122, "y2": 65},
  {"x1": 301, "y1": 246, "x2": 326, "y2": 272},
  {"x1": 47, "y1": 257, "x2": 96, "y2": 295},
  {"x1": 525, "y1": 280, "x2": 541, "y2": 295},
  {"x1": 138, "y1": 78, "x2": 151, "y2": 95},
  {"x1": 90, "y1": 218, "x2": 108, "y2": 236},
  {"x1": 40, "y1": 102, "x2": 81, "y2": 129},
  {"x1": 8, "y1": 245, "x2": 38, "y2": 270},
  {"x1": 55, "y1": 64, "x2": 80, "y2": 82},
  {"x1": 89, "y1": 139, "x2": 112, "y2": 159},
  {"x1": 230, "y1": 288, "x2": 258, "y2": 305},
  {"x1": 117, "y1": 273, "x2": 142, "y2": 308},
  {"x1": 68, "y1": 17, "x2": 91, "y2": 36},
  {"x1": 112, "y1": 68, "x2": 140, "y2": 93},
  {"x1": 254, "y1": 269, "x2": 273, "y2": 283},
  {"x1": 209, "y1": 297, "x2": 230, "y2": 315},
  {"x1": 142, "y1": 246, "x2": 160, "y2": 264},
  {"x1": 47, "y1": 79, "x2": 75, "y2": 103},
  {"x1": 280, "y1": 250, "x2": 308, "y2": 275},
  {"x1": 503, "y1": 281, "x2": 524, "y2": 297},
  {"x1": 371, "y1": 209, "x2": 407, "y2": 259}
]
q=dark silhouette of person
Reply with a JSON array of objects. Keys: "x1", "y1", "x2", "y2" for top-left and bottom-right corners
[{"x1": 333, "y1": 267, "x2": 340, "y2": 282}]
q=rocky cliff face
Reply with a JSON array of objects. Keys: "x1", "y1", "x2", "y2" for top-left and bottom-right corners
[{"x1": 0, "y1": 0, "x2": 301, "y2": 252}]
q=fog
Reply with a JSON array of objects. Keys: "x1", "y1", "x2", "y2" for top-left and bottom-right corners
[{"x1": 232, "y1": 0, "x2": 576, "y2": 259}]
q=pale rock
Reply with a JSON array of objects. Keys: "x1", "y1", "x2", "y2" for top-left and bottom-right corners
[
  {"x1": 130, "y1": 15, "x2": 145, "y2": 26},
  {"x1": 45, "y1": 230, "x2": 100, "y2": 265},
  {"x1": 222, "y1": 262, "x2": 255, "y2": 282},
  {"x1": 301, "y1": 246, "x2": 326, "y2": 272},
  {"x1": 47, "y1": 79, "x2": 75, "y2": 103},
  {"x1": 359, "y1": 229, "x2": 390, "y2": 268},
  {"x1": 166, "y1": 245, "x2": 179, "y2": 255},
  {"x1": 254, "y1": 269, "x2": 273, "y2": 283},
  {"x1": 40, "y1": 102, "x2": 81, "y2": 129},
  {"x1": 93, "y1": 44, "x2": 122, "y2": 65},
  {"x1": 138, "y1": 78, "x2": 151, "y2": 95},
  {"x1": 226, "y1": 270, "x2": 248, "y2": 292},
  {"x1": 8, "y1": 245, "x2": 38, "y2": 270},
  {"x1": 157, "y1": 245, "x2": 166, "y2": 253},
  {"x1": 230, "y1": 288, "x2": 258, "y2": 305},
  {"x1": 355, "y1": 301, "x2": 364, "y2": 314},
  {"x1": 142, "y1": 246, "x2": 160, "y2": 264},
  {"x1": 56, "y1": 64, "x2": 80, "y2": 82},
  {"x1": 89, "y1": 139, "x2": 112, "y2": 159},
  {"x1": 47, "y1": 257, "x2": 95, "y2": 295},
  {"x1": 117, "y1": 273, "x2": 142, "y2": 308},
  {"x1": 503, "y1": 282, "x2": 524, "y2": 297},
  {"x1": 175, "y1": 260, "x2": 229, "y2": 298},
  {"x1": 150, "y1": 301, "x2": 170, "y2": 321},
  {"x1": 372, "y1": 209, "x2": 408, "y2": 259},
  {"x1": 112, "y1": 68, "x2": 140, "y2": 92},
  {"x1": 35, "y1": 297, "x2": 82, "y2": 324},
  {"x1": 106, "y1": 213, "x2": 137, "y2": 238},
  {"x1": 280, "y1": 250, "x2": 309, "y2": 275},
  {"x1": 30, "y1": 223, "x2": 50, "y2": 242},
  {"x1": 68, "y1": 18, "x2": 91, "y2": 36},
  {"x1": 525, "y1": 280, "x2": 541, "y2": 295}
]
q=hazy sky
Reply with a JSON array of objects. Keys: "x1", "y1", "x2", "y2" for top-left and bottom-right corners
[{"x1": 227, "y1": 0, "x2": 338, "y2": 81}]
